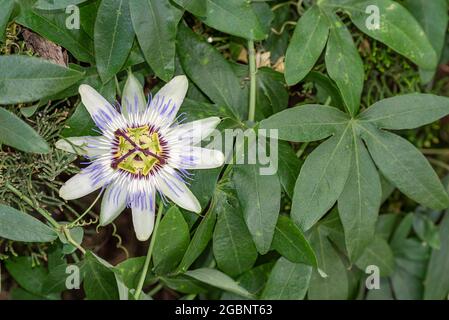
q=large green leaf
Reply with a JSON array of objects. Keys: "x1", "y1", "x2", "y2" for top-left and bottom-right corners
[
  {"x1": 5, "y1": 257, "x2": 50, "y2": 297},
  {"x1": 185, "y1": 268, "x2": 252, "y2": 298},
  {"x1": 261, "y1": 257, "x2": 312, "y2": 300},
  {"x1": 153, "y1": 207, "x2": 190, "y2": 275},
  {"x1": 201, "y1": 0, "x2": 269, "y2": 40},
  {"x1": 272, "y1": 215, "x2": 317, "y2": 266},
  {"x1": 292, "y1": 124, "x2": 353, "y2": 231},
  {"x1": 424, "y1": 212, "x2": 449, "y2": 299},
  {"x1": 95, "y1": 0, "x2": 134, "y2": 82},
  {"x1": 404, "y1": 0, "x2": 448, "y2": 81},
  {"x1": 173, "y1": 0, "x2": 207, "y2": 16},
  {"x1": 82, "y1": 252, "x2": 119, "y2": 300},
  {"x1": 0, "y1": 107, "x2": 50, "y2": 154},
  {"x1": 257, "y1": 67, "x2": 288, "y2": 118},
  {"x1": 338, "y1": 134, "x2": 381, "y2": 261},
  {"x1": 333, "y1": 0, "x2": 438, "y2": 70},
  {"x1": 355, "y1": 236, "x2": 395, "y2": 277},
  {"x1": 285, "y1": 5, "x2": 329, "y2": 86},
  {"x1": 16, "y1": 0, "x2": 95, "y2": 63},
  {"x1": 130, "y1": 0, "x2": 182, "y2": 81},
  {"x1": 0, "y1": 56, "x2": 84, "y2": 104},
  {"x1": 178, "y1": 204, "x2": 217, "y2": 272},
  {"x1": 359, "y1": 94, "x2": 449, "y2": 130},
  {"x1": 177, "y1": 24, "x2": 247, "y2": 119},
  {"x1": 233, "y1": 164, "x2": 281, "y2": 254},
  {"x1": 212, "y1": 187, "x2": 258, "y2": 276},
  {"x1": 308, "y1": 227, "x2": 348, "y2": 299},
  {"x1": 0, "y1": 205, "x2": 57, "y2": 242},
  {"x1": 260, "y1": 105, "x2": 350, "y2": 142},
  {"x1": 359, "y1": 123, "x2": 449, "y2": 210},
  {"x1": 324, "y1": 13, "x2": 364, "y2": 116}
]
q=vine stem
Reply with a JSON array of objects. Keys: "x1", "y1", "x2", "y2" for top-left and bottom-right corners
[
  {"x1": 134, "y1": 202, "x2": 164, "y2": 300},
  {"x1": 5, "y1": 183, "x2": 60, "y2": 229},
  {"x1": 248, "y1": 39, "x2": 257, "y2": 122}
]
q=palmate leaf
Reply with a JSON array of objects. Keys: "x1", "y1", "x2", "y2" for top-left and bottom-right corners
[
  {"x1": 358, "y1": 123, "x2": 449, "y2": 210},
  {"x1": 324, "y1": 12, "x2": 364, "y2": 116},
  {"x1": 94, "y1": 0, "x2": 134, "y2": 82},
  {"x1": 291, "y1": 123, "x2": 353, "y2": 231},
  {"x1": 260, "y1": 105, "x2": 350, "y2": 142},
  {"x1": 284, "y1": 5, "x2": 329, "y2": 86},
  {"x1": 323, "y1": 0, "x2": 438, "y2": 70},
  {"x1": 338, "y1": 133, "x2": 381, "y2": 261},
  {"x1": 130, "y1": 0, "x2": 182, "y2": 81}
]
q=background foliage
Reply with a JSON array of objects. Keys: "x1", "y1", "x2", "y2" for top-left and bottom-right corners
[{"x1": 1, "y1": 0, "x2": 449, "y2": 300}]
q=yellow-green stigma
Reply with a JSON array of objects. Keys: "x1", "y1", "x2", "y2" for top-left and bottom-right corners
[{"x1": 111, "y1": 125, "x2": 165, "y2": 176}]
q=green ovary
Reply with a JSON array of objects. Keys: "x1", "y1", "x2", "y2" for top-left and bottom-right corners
[{"x1": 114, "y1": 125, "x2": 162, "y2": 176}]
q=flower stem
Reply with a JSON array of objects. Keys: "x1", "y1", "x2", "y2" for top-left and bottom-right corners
[
  {"x1": 5, "y1": 183, "x2": 60, "y2": 229},
  {"x1": 248, "y1": 39, "x2": 257, "y2": 122},
  {"x1": 134, "y1": 202, "x2": 164, "y2": 300}
]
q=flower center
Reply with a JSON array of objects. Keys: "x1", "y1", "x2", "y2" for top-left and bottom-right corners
[{"x1": 111, "y1": 125, "x2": 166, "y2": 176}]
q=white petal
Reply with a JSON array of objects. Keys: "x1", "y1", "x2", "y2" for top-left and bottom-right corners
[
  {"x1": 153, "y1": 75, "x2": 188, "y2": 122},
  {"x1": 59, "y1": 169, "x2": 106, "y2": 200},
  {"x1": 56, "y1": 136, "x2": 107, "y2": 157},
  {"x1": 121, "y1": 72, "x2": 147, "y2": 115},
  {"x1": 158, "y1": 172, "x2": 201, "y2": 213},
  {"x1": 169, "y1": 117, "x2": 221, "y2": 145},
  {"x1": 172, "y1": 147, "x2": 224, "y2": 169},
  {"x1": 79, "y1": 85, "x2": 120, "y2": 131},
  {"x1": 99, "y1": 185, "x2": 127, "y2": 226},
  {"x1": 132, "y1": 198, "x2": 155, "y2": 241}
]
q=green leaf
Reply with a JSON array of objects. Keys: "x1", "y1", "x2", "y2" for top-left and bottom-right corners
[
  {"x1": 201, "y1": 0, "x2": 269, "y2": 40},
  {"x1": 359, "y1": 123, "x2": 449, "y2": 210},
  {"x1": 0, "y1": 56, "x2": 84, "y2": 104},
  {"x1": 130, "y1": 0, "x2": 182, "y2": 81},
  {"x1": 260, "y1": 105, "x2": 350, "y2": 142},
  {"x1": 308, "y1": 227, "x2": 348, "y2": 299},
  {"x1": 305, "y1": 71, "x2": 345, "y2": 110},
  {"x1": 95, "y1": 0, "x2": 134, "y2": 82},
  {"x1": 161, "y1": 275, "x2": 208, "y2": 294},
  {"x1": 0, "y1": 0, "x2": 15, "y2": 40},
  {"x1": 404, "y1": 0, "x2": 448, "y2": 81},
  {"x1": 16, "y1": 0, "x2": 95, "y2": 63},
  {"x1": 153, "y1": 207, "x2": 190, "y2": 275},
  {"x1": 0, "y1": 204, "x2": 57, "y2": 242},
  {"x1": 277, "y1": 141, "x2": 302, "y2": 199},
  {"x1": 355, "y1": 236, "x2": 395, "y2": 277},
  {"x1": 177, "y1": 24, "x2": 247, "y2": 119},
  {"x1": 0, "y1": 107, "x2": 50, "y2": 154},
  {"x1": 262, "y1": 258, "x2": 312, "y2": 300},
  {"x1": 292, "y1": 124, "x2": 353, "y2": 231},
  {"x1": 338, "y1": 134, "x2": 381, "y2": 261},
  {"x1": 4, "y1": 256, "x2": 49, "y2": 297},
  {"x1": 82, "y1": 252, "x2": 119, "y2": 300},
  {"x1": 272, "y1": 215, "x2": 317, "y2": 266},
  {"x1": 173, "y1": 0, "x2": 207, "y2": 16},
  {"x1": 185, "y1": 268, "x2": 253, "y2": 298},
  {"x1": 359, "y1": 94, "x2": 449, "y2": 130},
  {"x1": 34, "y1": 0, "x2": 89, "y2": 10},
  {"x1": 324, "y1": 13, "x2": 364, "y2": 115},
  {"x1": 424, "y1": 212, "x2": 449, "y2": 299},
  {"x1": 340, "y1": 0, "x2": 438, "y2": 70},
  {"x1": 41, "y1": 264, "x2": 69, "y2": 295},
  {"x1": 285, "y1": 6, "x2": 329, "y2": 86},
  {"x1": 212, "y1": 187, "x2": 258, "y2": 277},
  {"x1": 178, "y1": 205, "x2": 217, "y2": 272},
  {"x1": 233, "y1": 164, "x2": 281, "y2": 254}
]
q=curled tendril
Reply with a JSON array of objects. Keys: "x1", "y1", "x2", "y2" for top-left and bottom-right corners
[
  {"x1": 71, "y1": 216, "x2": 99, "y2": 228},
  {"x1": 111, "y1": 223, "x2": 129, "y2": 259}
]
